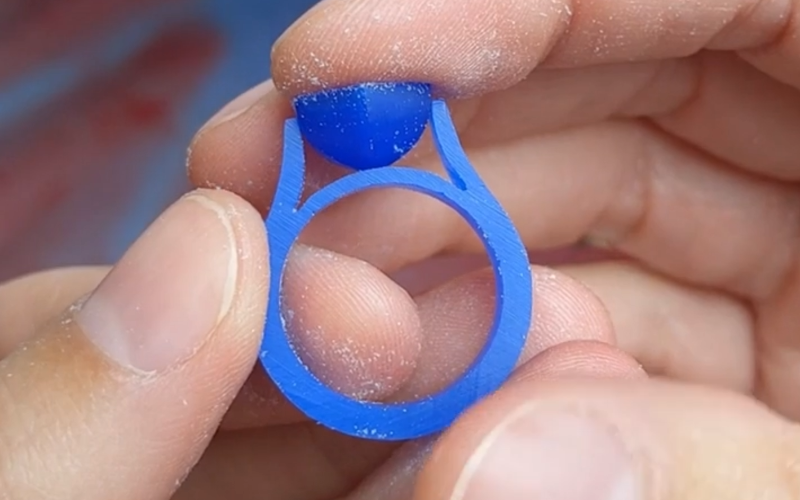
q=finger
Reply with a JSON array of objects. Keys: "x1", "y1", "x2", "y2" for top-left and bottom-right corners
[
  {"x1": 284, "y1": 244, "x2": 423, "y2": 401},
  {"x1": 509, "y1": 340, "x2": 645, "y2": 382},
  {"x1": 189, "y1": 0, "x2": 800, "y2": 209},
  {"x1": 174, "y1": 423, "x2": 396, "y2": 500},
  {"x1": 389, "y1": 265, "x2": 615, "y2": 401},
  {"x1": 652, "y1": 51, "x2": 800, "y2": 180},
  {"x1": 271, "y1": 0, "x2": 791, "y2": 97},
  {"x1": 0, "y1": 266, "x2": 108, "y2": 357},
  {"x1": 0, "y1": 189, "x2": 268, "y2": 500},
  {"x1": 415, "y1": 376, "x2": 800, "y2": 500},
  {"x1": 216, "y1": 245, "x2": 424, "y2": 429},
  {"x1": 295, "y1": 120, "x2": 798, "y2": 301},
  {"x1": 180, "y1": 341, "x2": 641, "y2": 500},
  {"x1": 269, "y1": 0, "x2": 800, "y2": 180},
  {"x1": 561, "y1": 261, "x2": 755, "y2": 392},
  {"x1": 192, "y1": 67, "x2": 799, "y2": 296},
  {"x1": 218, "y1": 243, "x2": 424, "y2": 431},
  {"x1": 456, "y1": 52, "x2": 800, "y2": 182},
  {"x1": 217, "y1": 246, "x2": 423, "y2": 429},
  {"x1": 390, "y1": 256, "x2": 754, "y2": 391},
  {"x1": 189, "y1": 53, "x2": 800, "y2": 219},
  {"x1": 220, "y1": 263, "x2": 615, "y2": 429},
  {"x1": 756, "y1": 266, "x2": 800, "y2": 418},
  {"x1": 341, "y1": 438, "x2": 437, "y2": 500},
  {"x1": 187, "y1": 79, "x2": 293, "y2": 212},
  {"x1": 345, "y1": 341, "x2": 644, "y2": 500},
  {"x1": 391, "y1": 247, "x2": 619, "y2": 298}
]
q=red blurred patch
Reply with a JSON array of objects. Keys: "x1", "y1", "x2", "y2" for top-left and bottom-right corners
[
  {"x1": 0, "y1": 0, "x2": 188, "y2": 84},
  {"x1": 0, "y1": 22, "x2": 222, "y2": 279}
]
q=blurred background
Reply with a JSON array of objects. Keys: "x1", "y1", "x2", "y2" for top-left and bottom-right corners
[{"x1": 0, "y1": 0, "x2": 318, "y2": 281}]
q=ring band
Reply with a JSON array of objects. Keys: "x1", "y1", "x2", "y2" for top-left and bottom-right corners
[{"x1": 259, "y1": 96, "x2": 533, "y2": 441}]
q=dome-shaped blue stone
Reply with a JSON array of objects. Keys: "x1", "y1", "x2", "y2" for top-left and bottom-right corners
[{"x1": 293, "y1": 82, "x2": 432, "y2": 170}]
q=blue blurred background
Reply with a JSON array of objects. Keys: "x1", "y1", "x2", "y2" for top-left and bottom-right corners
[{"x1": 0, "y1": 0, "x2": 318, "y2": 280}]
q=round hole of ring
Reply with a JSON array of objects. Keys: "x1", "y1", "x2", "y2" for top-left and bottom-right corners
[{"x1": 258, "y1": 82, "x2": 534, "y2": 441}]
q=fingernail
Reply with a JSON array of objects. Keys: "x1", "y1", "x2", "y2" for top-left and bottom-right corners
[
  {"x1": 77, "y1": 194, "x2": 238, "y2": 373},
  {"x1": 452, "y1": 407, "x2": 637, "y2": 500},
  {"x1": 199, "y1": 80, "x2": 274, "y2": 132}
]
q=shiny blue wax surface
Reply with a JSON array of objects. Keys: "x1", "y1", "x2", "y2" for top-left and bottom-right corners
[{"x1": 293, "y1": 82, "x2": 432, "y2": 170}]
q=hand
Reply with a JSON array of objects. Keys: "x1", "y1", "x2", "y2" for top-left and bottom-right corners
[
  {"x1": 184, "y1": 0, "x2": 800, "y2": 497},
  {"x1": 0, "y1": 187, "x2": 636, "y2": 498},
  {"x1": 0, "y1": 190, "x2": 268, "y2": 498}
]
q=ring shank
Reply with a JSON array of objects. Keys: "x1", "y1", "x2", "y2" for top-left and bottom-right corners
[{"x1": 260, "y1": 166, "x2": 533, "y2": 441}]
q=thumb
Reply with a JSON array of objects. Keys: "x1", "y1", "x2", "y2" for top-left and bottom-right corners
[
  {"x1": 0, "y1": 189, "x2": 268, "y2": 500},
  {"x1": 415, "y1": 374, "x2": 800, "y2": 500}
]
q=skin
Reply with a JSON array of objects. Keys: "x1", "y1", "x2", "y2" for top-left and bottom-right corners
[{"x1": 3, "y1": 0, "x2": 800, "y2": 498}]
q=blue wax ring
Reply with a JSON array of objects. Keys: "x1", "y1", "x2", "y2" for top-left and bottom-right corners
[{"x1": 259, "y1": 82, "x2": 533, "y2": 441}]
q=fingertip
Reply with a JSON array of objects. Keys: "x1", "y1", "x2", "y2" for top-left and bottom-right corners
[
  {"x1": 513, "y1": 340, "x2": 646, "y2": 382},
  {"x1": 283, "y1": 245, "x2": 423, "y2": 400},
  {"x1": 418, "y1": 375, "x2": 800, "y2": 500},
  {"x1": 195, "y1": 188, "x2": 271, "y2": 358},
  {"x1": 187, "y1": 84, "x2": 292, "y2": 213},
  {"x1": 376, "y1": 264, "x2": 616, "y2": 402},
  {"x1": 0, "y1": 189, "x2": 270, "y2": 499},
  {"x1": 528, "y1": 265, "x2": 616, "y2": 354},
  {"x1": 412, "y1": 340, "x2": 643, "y2": 500},
  {"x1": 270, "y1": 0, "x2": 558, "y2": 98}
]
